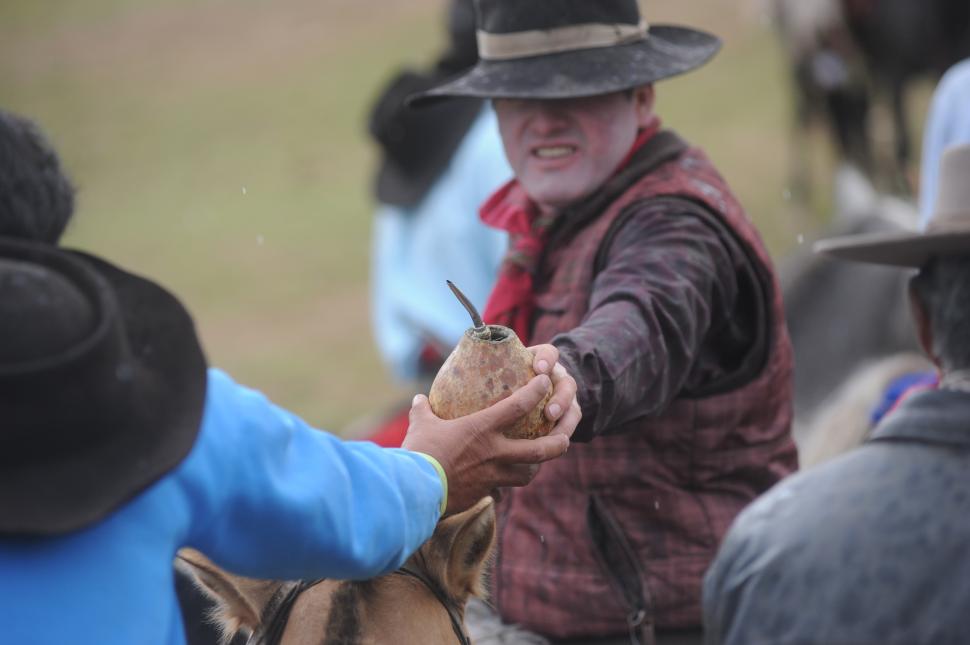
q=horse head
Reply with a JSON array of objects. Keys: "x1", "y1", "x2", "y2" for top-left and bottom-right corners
[{"x1": 178, "y1": 496, "x2": 497, "y2": 644}]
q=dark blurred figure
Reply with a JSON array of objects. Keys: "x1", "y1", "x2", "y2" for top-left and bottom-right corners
[
  {"x1": 773, "y1": 0, "x2": 871, "y2": 198},
  {"x1": 0, "y1": 109, "x2": 74, "y2": 242},
  {"x1": 363, "y1": 0, "x2": 510, "y2": 447},
  {"x1": 0, "y1": 107, "x2": 230, "y2": 645},
  {"x1": 844, "y1": 0, "x2": 970, "y2": 185},
  {"x1": 368, "y1": 0, "x2": 492, "y2": 209},
  {"x1": 774, "y1": 0, "x2": 970, "y2": 197}
]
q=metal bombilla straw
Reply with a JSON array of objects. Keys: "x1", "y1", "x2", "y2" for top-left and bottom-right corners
[{"x1": 447, "y1": 280, "x2": 492, "y2": 341}]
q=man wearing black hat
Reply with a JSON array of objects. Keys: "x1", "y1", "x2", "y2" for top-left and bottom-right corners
[
  {"x1": 412, "y1": 1, "x2": 798, "y2": 643},
  {"x1": 0, "y1": 107, "x2": 226, "y2": 645},
  {"x1": 703, "y1": 143, "x2": 970, "y2": 645},
  {"x1": 0, "y1": 237, "x2": 579, "y2": 644}
]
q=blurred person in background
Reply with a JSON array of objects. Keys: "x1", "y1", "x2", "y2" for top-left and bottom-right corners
[
  {"x1": 410, "y1": 1, "x2": 798, "y2": 643},
  {"x1": 0, "y1": 108, "x2": 74, "y2": 243},
  {"x1": 365, "y1": 0, "x2": 510, "y2": 446},
  {"x1": 704, "y1": 143, "x2": 970, "y2": 645},
  {"x1": 825, "y1": 57, "x2": 970, "y2": 435}
]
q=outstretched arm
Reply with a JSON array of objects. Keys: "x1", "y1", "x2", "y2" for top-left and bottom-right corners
[
  {"x1": 550, "y1": 201, "x2": 744, "y2": 440},
  {"x1": 178, "y1": 366, "x2": 576, "y2": 581},
  {"x1": 179, "y1": 369, "x2": 446, "y2": 581}
]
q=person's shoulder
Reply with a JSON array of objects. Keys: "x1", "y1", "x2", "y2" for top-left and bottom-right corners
[
  {"x1": 206, "y1": 366, "x2": 233, "y2": 389},
  {"x1": 935, "y1": 58, "x2": 970, "y2": 101},
  {"x1": 728, "y1": 449, "x2": 877, "y2": 536},
  {"x1": 200, "y1": 368, "x2": 281, "y2": 429},
  {"x1": 942, "y1": 58, "x2": 970, "y2": 84},
  {"x1": 204, "y1": 367, "x2": 244, "y2": 406},
  {"x1": 188, "y1": 368, "x2": 310, "y2": 472},
  {"x1": 205, "y1": 367, "x2": 274, "y2": 402}
]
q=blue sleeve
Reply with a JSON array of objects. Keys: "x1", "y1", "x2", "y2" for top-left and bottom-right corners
[{"x1": 175, "y1": 369, "x2": 443, "y2": 581}]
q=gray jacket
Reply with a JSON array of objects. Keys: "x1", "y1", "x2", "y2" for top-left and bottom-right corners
[{"x1": 703, "y1": 388, "x2": 970, "y2": 645}]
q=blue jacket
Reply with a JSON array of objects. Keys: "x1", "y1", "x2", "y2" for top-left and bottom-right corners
[{"x1": 0, "y1": 369, "x2": 443, "y2": 644}]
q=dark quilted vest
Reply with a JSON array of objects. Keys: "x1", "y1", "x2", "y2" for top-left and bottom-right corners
[{"x1": 493, "y1": 135, "x2": 798, "y2": 638}]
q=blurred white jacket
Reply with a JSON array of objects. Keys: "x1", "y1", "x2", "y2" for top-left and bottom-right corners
[{"x1": 371, "y1": 106, "x2": 511, "y2": 379}]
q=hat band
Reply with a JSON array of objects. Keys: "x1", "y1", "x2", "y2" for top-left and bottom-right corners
[
  {"x1": 477, "y1": 19, "x2": 649, "y2": 61},
  {"x1": 925, "y1": 214, "x2": 970, "y2": 234}
]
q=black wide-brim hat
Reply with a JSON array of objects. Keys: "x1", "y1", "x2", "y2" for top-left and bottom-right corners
[
  {"x1": 0, "y1": 238, "x2": 207, "y2": 535},
  {"x1": 409, "y1": 0, "x2": 721, "y2": 106},
  {"x1": 815, "y1": 144, "x2": 970, "y2": 267}
]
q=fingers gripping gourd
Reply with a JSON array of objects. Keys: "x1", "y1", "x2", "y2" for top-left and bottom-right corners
[{"x1": 427, "y1": 281, "x2": 553, "y2": 440}]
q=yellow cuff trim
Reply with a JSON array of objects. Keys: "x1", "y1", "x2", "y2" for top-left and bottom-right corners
[{"x1": 415, "y1": 453, "x2": 448, "y2": 516}]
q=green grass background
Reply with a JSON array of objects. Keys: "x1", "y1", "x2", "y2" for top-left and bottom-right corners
[{"x1": 0, "y1": 0, "x2": 928, "y2": 432}]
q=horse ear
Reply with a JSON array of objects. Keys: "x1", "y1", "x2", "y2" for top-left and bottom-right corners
[
  {"x1": 176, "y1": 548, "x2": 280, "y2": 642},
  {"x1": 433, "y1": 497, "x2": 497, "y2": 600}
]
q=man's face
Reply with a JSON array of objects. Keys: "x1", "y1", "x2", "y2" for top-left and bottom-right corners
[{"x1": 493, "y1": 86, "x2": 656, "y2": 213}]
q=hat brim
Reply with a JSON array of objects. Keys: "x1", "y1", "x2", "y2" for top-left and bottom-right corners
[
  {"x1": 0, "y1": 249, "x2": 207, "y2": 535},
  {"x1": 814, "y1": 228, "x2": 970, "y2": 267},
  {"x1": 408, "y1": 25, "x2": 721, "y2": 106}
]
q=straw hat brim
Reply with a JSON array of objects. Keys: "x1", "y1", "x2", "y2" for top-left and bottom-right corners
[
  {"x1": 409, "y1": 25, "x2": 720, "y2": 107},
  {"x1": 814, "y1": 225, "x2": 970, "y2": 267}
]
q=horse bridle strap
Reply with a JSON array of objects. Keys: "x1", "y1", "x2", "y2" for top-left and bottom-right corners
[
  {"x1": 248, "y1": 568, "x2": 469, "y2": 645},
  {"x1": 393, "y1": 564, "x2": 471, "y2": 645},
  {"x1": 249, "y1": 578, "x2": 326, "y2": 645}
]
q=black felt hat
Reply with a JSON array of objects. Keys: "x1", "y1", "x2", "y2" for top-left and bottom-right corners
[
  {"x1": 410, "y1": 0, "x2": 721, "y2": 106},
  {"x1": 369, "y1": 0, "x2": 484, "y2": 207},
  {"x1": 0, "y1": 238, "x2": 207, "y2": 535}
]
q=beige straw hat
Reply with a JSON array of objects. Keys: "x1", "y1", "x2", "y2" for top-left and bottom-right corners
[{"x1": 816, "y1": 143, "x2": 970, "y2": 266}]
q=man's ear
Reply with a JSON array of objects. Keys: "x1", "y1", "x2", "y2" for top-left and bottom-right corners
[
  {"x1": 633, "y1": 84, "x2": 656, "y2": 128},
  {"x1": 176, "y1": 548, "x2": 281, "y2": 642},
  {"x1": 908, "y1": 282, "x2": 939, "y2": 367}
]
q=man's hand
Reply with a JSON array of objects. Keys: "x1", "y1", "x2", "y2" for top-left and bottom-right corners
[
  {"x1": 528, "y1": 343, "x2": 581, "y2": 439},
  {"x1": 402, "y1": 363, "x2": 580, "y2": 514}
]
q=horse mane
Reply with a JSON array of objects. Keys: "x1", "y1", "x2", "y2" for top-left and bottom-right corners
[
  {"x1": 323, "y1": 581, "x2": 367, "y2": 644},
  {"x1": 799, "y1": 352, "x2": 932, "y2": 467}
]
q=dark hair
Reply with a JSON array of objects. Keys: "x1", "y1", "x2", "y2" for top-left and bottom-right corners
[
  {"x1": 0, "y1": 110, "x2": 75, "y2": 244},
  {"x1": 911, "y1": 256, "x2": 970, "y2": 371}
]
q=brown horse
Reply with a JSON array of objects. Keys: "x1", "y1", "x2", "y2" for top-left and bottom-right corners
[
  {"x1": 178, "y1": 497, "x2": 497, "y2": 645},
  {"x1": 780, "y1": 168, "x2": 922, "y2": 441}
]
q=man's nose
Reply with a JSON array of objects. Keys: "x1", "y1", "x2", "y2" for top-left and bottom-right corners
[{"x1": 528, "y1": 105, "x2": 570, "y2": 135}]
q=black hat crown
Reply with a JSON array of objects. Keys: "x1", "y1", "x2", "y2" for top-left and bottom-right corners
[
  {"x1": 0, "y1": 238, "x2": 207, "y2": 536},
  {"x1": 476, "y1": 0, "x2": 642, "y2": 38},
  {"x1": 0, "y1": 256, "x2": 97, "y2": 363},
  {"x1": 411, "y1": 0, "x2": 720, "y2": 105}
]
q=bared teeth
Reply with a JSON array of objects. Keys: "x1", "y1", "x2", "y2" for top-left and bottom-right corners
[{"x1": 535, "y1": 146, "x2": 575, "y2": 158}]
